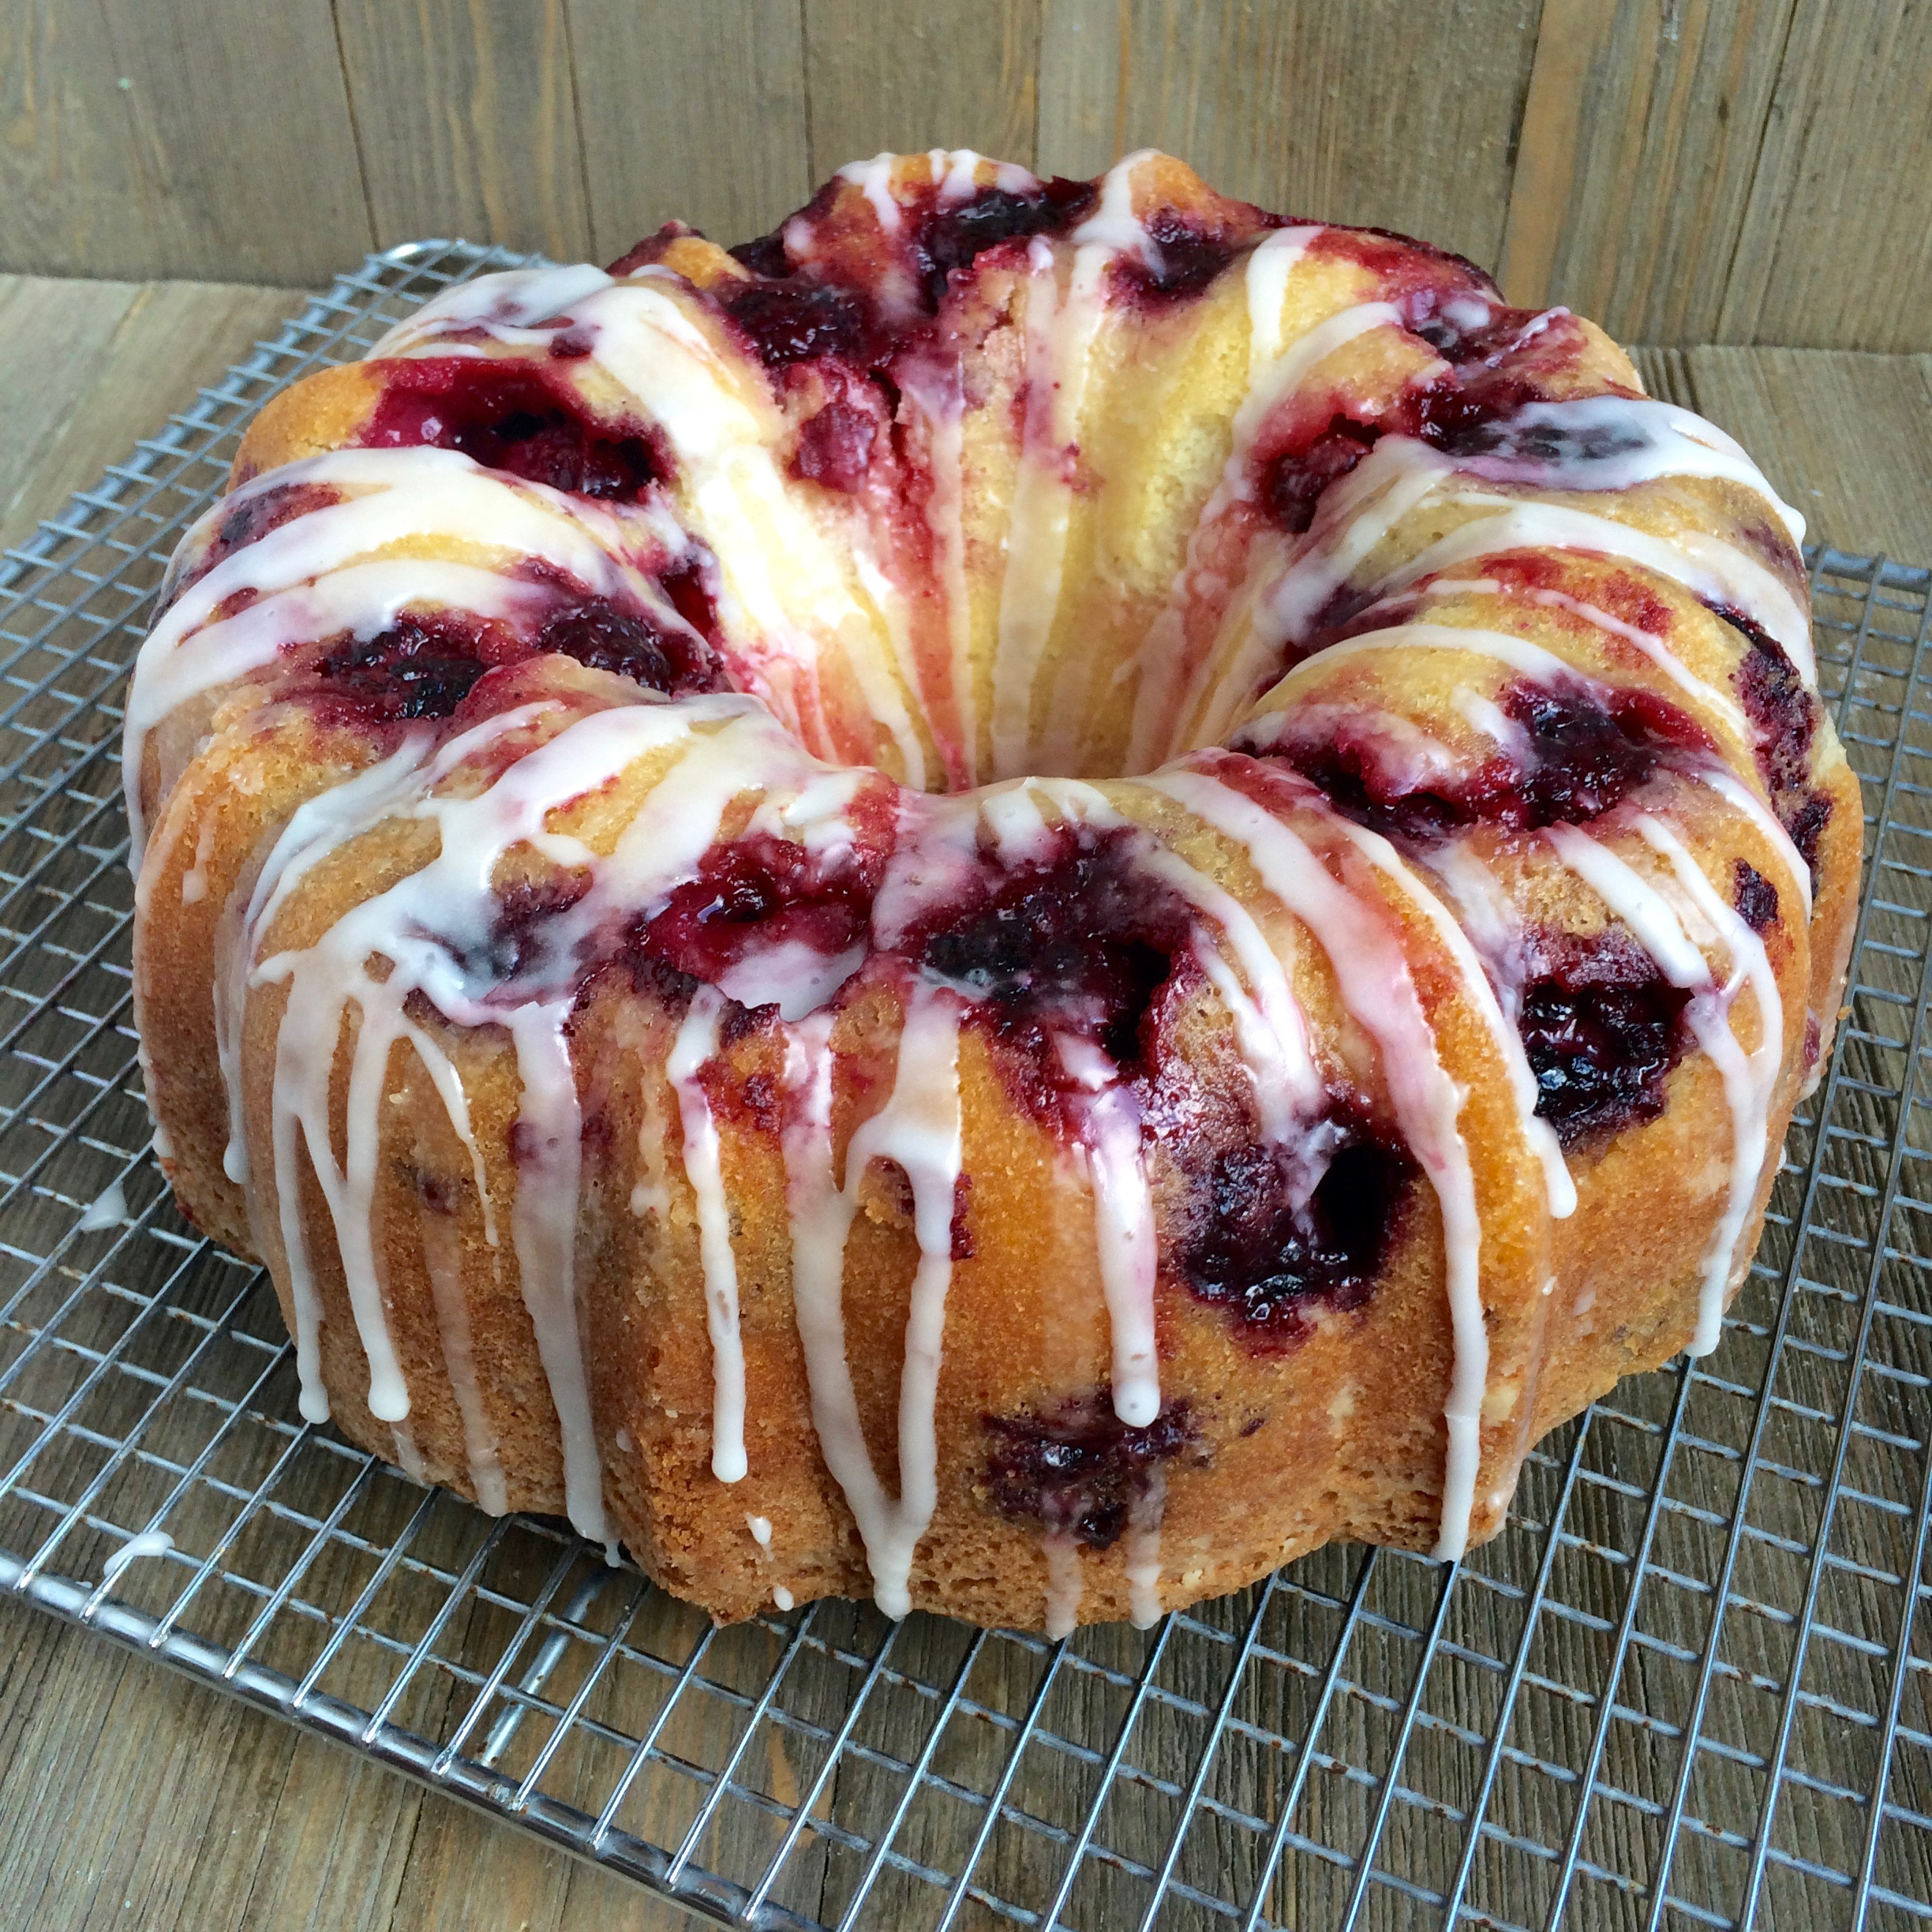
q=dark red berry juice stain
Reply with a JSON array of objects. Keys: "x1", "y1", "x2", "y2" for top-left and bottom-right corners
[
  {"x1": 1309, "y1": 227, "x2": 1502, "y2": 306},
  {"x1": 981, "y1": 1391, "x2": 1198, "y2": 1548},
  {"x1": 298, "y1": 592, "x2": 721, "y2": 726},
  {"x1": 474, "y1": 871, "x2": 593, "y2": 985},
  {"x1": 1730, "y1": 614, "x2": 1814, "y2": 788},
  {"x1": 717, "y1": 279, "x2": 875, "y2": 370},
  {"x1": 1249, "y1": 677, "x2": 1705, "y2": 844},
  {"x1": 1733, "y1": 860, "x2": 1779, "y2": 934},
  {"x1": 708, "y1": 176, "x2": 1104, "y2": 496},
  {"x1": 1168, "y1": 1124, "x2": 1413, "y2": 1347},
  {"x1": 631, "y1": 826, "x2": 889, "y2": 993},
  {"x1": 1515, "y1": 927, "x2": 1694, "y2": 1148},
  {"x1": 1112, "y1": 209, "x2": 1249, "y2": 305},
  {"x1": 724, "y1": 174, "x2": 1097, "y2": 328},
  {"x1": 905, "y1": 826, "x2": 1196, "y2": 1109},
  {"x1": 536, "y1": 600, "x2": 720, "y2": 693},
  {"x1": 909, "y1": 177, "x2": 1096, "y2": 305},
  {"x1": 788, "y1": 366, "x2": 882, "y2": 492},
  {"x1": 657, "y1": 558, "x2": 721, "y2": 642},
  {"x1": 305, "y1": 612, "x2": 498, "y2": 722},
  {"x1": 1443, "y1": 401, "x2": 1652, "y2": 472},
  {"x1": 1264, "y1": 415, "x2": 1383, "y2": 534},
  {"x1": 361, "y1": 358, "x2": 662, "y2": 500},
  {"x1": 1720, "y1": 605, "x2": 1833, "y2": 885}
]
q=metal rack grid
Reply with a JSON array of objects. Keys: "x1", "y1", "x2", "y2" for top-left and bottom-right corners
[{"x1": 0, "y1": 240, "x2": 1929, "y2": 1932}]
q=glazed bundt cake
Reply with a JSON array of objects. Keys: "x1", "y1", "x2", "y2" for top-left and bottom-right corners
[{"x1": 125, "y1": 150, "x2": 1859, "y2": 1631}]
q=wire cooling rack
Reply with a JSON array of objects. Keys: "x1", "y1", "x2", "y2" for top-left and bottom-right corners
[{"x1": 1, "y1": 242, "x2": 1930, "y2": 1932}]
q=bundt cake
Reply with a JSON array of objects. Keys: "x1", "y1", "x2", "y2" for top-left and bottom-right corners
[{"x1": 125, "y1": 150, "x2": 1860, "y2": 1631}]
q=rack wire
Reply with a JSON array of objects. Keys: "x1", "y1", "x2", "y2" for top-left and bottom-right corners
[{"x1": 1, "y1": 240, "x2": 1929, "y2": 1930}]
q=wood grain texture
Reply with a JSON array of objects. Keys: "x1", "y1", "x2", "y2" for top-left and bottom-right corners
[
  {"x1": 564, "y1": 0, "x2": 811, "y2": 258},
  {"x1": 0, "y1": 0, "x2": 371, "y2": 285},
  {"x1": 0, "y1": 276, "x2": 309, "y2": 549},
  {"x1": 1498, "y1": 0, "x2": 1800, "y2": 342},
  {"x1": 1037, "y1": 0, "x2": 1543, "y2": 275},
  {"x1": 1680, "y1": 347, "x2": 1932, "y2": 560},
  {"x1": 802, "y1": 0, "x2": 1040, "y2": 185},
  {"x1": 0, "y1": 2, "x2": 144, "y2": 281},
  {"x1": 335, "y1": 0, "x2": 594, "y2": 263},
  {"x1": 1722, "y1": 0, "x2": 1932, "y2": 350},
  {"x1": 7, "y1": 0, "x2": 1932, "y2": 350}
]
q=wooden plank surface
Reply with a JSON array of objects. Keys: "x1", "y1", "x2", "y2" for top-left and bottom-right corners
[
  {"x1": 0, "y1": 0, "x2": 373, "y2": 286},
  {"x1": 801, "y1": 0, "x2": 1042, "y2": 185},
  {"x1": 0, "y1": 278, "x2": 310, "y2": 550},
  {"x1": 1497, "y1": 0, "x2": 1800, "y2": 343},
  {"x1": 6, "y1": 2, "x2": 1930, "y2": 348},
  {"x1": 334, "y1": 0, "x2": 595, "y2": 267},
  {"x1": 2, "y1": 275, "x2": 1931, "y2": 1930},
  {"x1": 564, "y1": 0, "x2": 811, "y2": 257},
  {"x1": 1036, "y1": 0, "x2": 1542, "y2": 275}
]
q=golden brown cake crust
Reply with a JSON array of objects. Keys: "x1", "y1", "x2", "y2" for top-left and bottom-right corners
[{"x1": 127, "y1": 152, "x2": 1858, "y2": 1631}]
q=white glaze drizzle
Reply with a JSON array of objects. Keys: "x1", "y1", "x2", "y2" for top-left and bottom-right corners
[
  {"x1": 1001, "y1": 775, "x2": 1329, "y2": 1425},
  {"x1": 781, "y1": 986, "x2": 965, "y2": 1617},
  {"x1": 126, "y1": 446, "x2": 677, "y2": 850},
  {"x1": 1173, "y1": 440, "x2": 1456, "y2": 757},
  {"x1": 501, "y1": 276, "x2": 934, "y2": 784},
  {"x1": 240, "y1": 698, "x2": 780, "y2": 1541},
  {"x1": 1125, "y1": 1466, "x2": 1167, "y2": 1627},
  {"x1": 1043, "y1": 1530, "x2": 1084, "y2": 1638},
  {"x1": 1634, "y1": 814, "x2": 1782, "y2": 1353},
  {"x1": 374, "y1": 267, "x2": 940, "y2": 784},
  {"x1": 180, "y1": 814, "x2": 217, "y2": 905},
  {"x1": 1126, "y1": 278, "x2": 1398, "y2": 767},
  {"x1": 1282, "y1": 619, "x2": 1574, "y2": 685},
  {"x1": 1454, "y1": 395, "x2": 1807, "y2": 542},
  {"x1": 897, "y1": 354, "x2": 977, "y2": 783},
  {"x1": 216, "y1": 733, "x2": 443, "y2": 1192},
  {"x1": 1148, "y1": 766, "x2": 1488, "y2": 1559},
  {"x1": 391, "y1": 1424, "x2": 427, "y2": 1482},
  {"x1": 1405, "y1": 575, "x2": 1813, "y2": 912},
  {"x1": 1025, "y1": 778, "x2": 1323, "y2": 1131},
  {"x1": 78, "y1": 1179, "x2": 128, "y2": 1231},
  {"x1": 1172, "y1": 414, "x2": 1811, "y2": 763},
  {"x1": 414, "y1": 1158, "x2": 509, "y2": 1515},
  {"x1": 1260, "y1": 612, "x2": 1813, "y2": 915},
  {"x1": 1056, "y1": 1033, "x2": 1161, "y2": 1428},
  {"x1": 839, "y1": 153, "x2": 904, "y2": 234},
  {"x1": 993, "y1": 155, "x2": 1159, "y2": 776},
  {"x1": 1695, "y1": 766, "x2": 1814, "y2": 917},
  {"x1": 1425, "y1": 573, "x2": 1750, "y2": 738},
  {"x1": 627, "y1": 1040, "x2": 675, "y2": 1222},
  {"x1": 1390, "y1": 493, "x2": 1815, "y2": 685},
  {"x1": 1544, "y1": 824, "x2": 1708, "y2": 982},
  {"x1": 500, "y1": 997, "x2": 604, "y2": 1537},
  {"x1": 371, "y1": 263, "x2": 616, "y2": 355},
  {"x1": 1541, "y1": 824, "x2": 1759, "y2": 1354},
  {"x1": 667, "y1": 986, "x2": 749, "y2": 1483},
  {"x1": 238, "y1": 741, "x2": 439, "y2": 1418},
  {"x1": 1322, "y1": 811, "x2": 1576, "y2": 1221}
]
